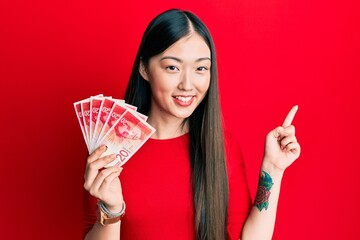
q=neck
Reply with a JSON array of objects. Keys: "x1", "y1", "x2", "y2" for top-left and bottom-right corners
[{"x1": 147, "y1": 115, "x2": 189, "y2": 140}]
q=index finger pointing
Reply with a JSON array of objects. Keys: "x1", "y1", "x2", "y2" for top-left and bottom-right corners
[{"x1": 282, "y1": 105, "x2": 298, "y2": 127}]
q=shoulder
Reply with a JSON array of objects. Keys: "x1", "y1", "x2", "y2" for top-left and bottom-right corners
[
  {"x1": 223, "y1": 130, "x2": 244, "y2": 160},
  {"x1": 223, "y1": 130, "x2": 237, "y2": 146},
  {"x1": 223, "y1": 129, "x2": 246, "y2": 176}
]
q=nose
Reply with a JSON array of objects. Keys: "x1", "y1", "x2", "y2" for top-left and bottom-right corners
[{"x1": 178, "y1": 70, "x2": 193, "y2": 91}]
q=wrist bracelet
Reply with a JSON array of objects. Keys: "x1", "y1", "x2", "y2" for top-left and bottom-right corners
[{"x1": 98, "y1": 201, "x2": 126, "y2": 218}]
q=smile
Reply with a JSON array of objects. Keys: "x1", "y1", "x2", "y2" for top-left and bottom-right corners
[
  {"x1": 173, "y1": 95, "x2": 195, "y2": 106},
  {"x1": 175, "y1": 96, "x2": 193, "y2": 103}
]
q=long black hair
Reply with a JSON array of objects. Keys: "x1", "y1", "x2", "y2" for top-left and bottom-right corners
[{"x1": 124, "y1": 9, "x2": 228, "y2": 240}]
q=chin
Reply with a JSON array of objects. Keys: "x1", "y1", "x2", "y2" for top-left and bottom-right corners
[{"x1": 173, "y1": 111, "x2": 195, "y2": 120}]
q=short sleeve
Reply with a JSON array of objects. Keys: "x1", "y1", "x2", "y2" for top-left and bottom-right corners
[
  {"x1": 225, "y1": 132, "x2": 252, "y2": 240},
  {"x1": 83, "y1": 188, "x2": 98, "y2": 238}
]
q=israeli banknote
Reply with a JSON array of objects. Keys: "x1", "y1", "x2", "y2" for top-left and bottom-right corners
[{"x1": 74, "y1": 95, "x2": 155, "y2": 167}]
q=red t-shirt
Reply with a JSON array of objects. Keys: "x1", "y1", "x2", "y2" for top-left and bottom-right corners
[{"x1": 83, "y1": 133, "x2": 251, "y2": 239}]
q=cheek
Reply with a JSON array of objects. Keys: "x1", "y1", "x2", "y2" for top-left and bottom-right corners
[
  {"x1": 148, "y1": 71, "x2": 172, "y2": 90},
  {"x1": 148, "y1": 79, "x2": 174, "y2": 103},
  {"x1": 150, "y1": 80, "x2": 174, "y2": 94},
  {"x1": 197, "y1": 75, "x2": 211, "y2": 93}
]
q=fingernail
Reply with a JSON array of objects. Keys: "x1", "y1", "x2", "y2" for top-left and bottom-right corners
[{"x1": 101, "y1": 145, "x2": 107, "y2": 150}]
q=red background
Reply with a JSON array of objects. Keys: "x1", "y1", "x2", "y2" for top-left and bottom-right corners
[{"x1": 1, "y1": 0, "x2": 359, "y2": 239}]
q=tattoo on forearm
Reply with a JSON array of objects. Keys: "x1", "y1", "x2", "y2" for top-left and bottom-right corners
[{"x1": 254, "y1": 171, "x2": 273, "y2": 211}]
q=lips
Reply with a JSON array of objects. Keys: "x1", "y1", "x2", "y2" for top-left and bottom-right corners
[{"x1": 173, "y1": 95, "x2": 195, "y2": 106}]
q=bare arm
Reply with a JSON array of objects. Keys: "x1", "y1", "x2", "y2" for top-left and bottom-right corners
[
  {"x1": 85, "y1": 221, "x2": 121, "y2": 240},
  {"x1": 83, "y1": 145, "x2": 124, "y2": 240},
  {"x1": 242, "y1": 106, "x2": 301, "y2": 240}
]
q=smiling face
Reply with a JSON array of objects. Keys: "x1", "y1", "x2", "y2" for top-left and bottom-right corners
[{"x1": 140, "y1": 32, "x2": 211, "y2": 125}]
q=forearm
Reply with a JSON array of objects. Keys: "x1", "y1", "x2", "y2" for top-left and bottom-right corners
[
  {"x1": 84, "y1": 221, "x2": 121, "y2": 240},
  {"x1": 241, "y1": 159, "x2": 284, "y2": 240}
]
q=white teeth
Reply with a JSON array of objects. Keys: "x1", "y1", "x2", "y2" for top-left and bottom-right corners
[{"x1": 175, "y1": 96, "x2": 192, "y2": 103}]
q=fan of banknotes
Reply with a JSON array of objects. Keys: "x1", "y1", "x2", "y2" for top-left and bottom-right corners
[{"x1": 74, "y1": 94, "x2": 156, "y2": 168}]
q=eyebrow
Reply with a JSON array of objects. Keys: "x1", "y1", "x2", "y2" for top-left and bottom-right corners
[{"x1": 160, "y1": 56, "x2": 211, "y2": 63}]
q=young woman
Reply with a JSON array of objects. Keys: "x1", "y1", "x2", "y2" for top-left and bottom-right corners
[{"x1": 83, "y1": 9, "x2": 300, "y2": 240}]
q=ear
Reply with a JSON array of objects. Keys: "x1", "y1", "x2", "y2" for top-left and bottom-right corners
[{"x1": 139, "y1": 61, "x2": 149, "y2": 81}]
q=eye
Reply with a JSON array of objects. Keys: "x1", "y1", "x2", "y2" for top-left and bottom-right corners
[
  {"x1": 197, "y1": 66, "x2": 208, "y2": 71},
  {"x1": 166, "y1": 66, "x2": 179, "y2": 71}
]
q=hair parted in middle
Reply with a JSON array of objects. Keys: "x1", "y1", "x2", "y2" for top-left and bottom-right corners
[{"x1": 124, "y1": 9, "x2": 229, "y2": 240}]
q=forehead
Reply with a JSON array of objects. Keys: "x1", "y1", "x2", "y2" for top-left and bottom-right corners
[{"x1": 157, "y1": 33, "x2": 211, "y2": 60}]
